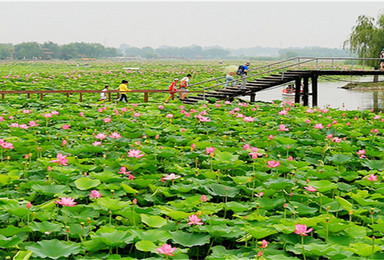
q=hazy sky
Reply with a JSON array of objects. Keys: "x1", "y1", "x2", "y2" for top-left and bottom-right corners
[{"x1": 0, "y1": 1, "x2": 383, "y2": 49}]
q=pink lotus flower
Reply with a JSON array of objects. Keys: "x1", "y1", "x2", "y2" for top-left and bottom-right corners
[
  {"x1": 51, "y1": 111, "x2": 59, "y2": 115},
  {"x1": 10, "y1": 123, "x2": 19, "y2": 128},
  {"x1": 371, "y1": 129, "x2": 378, "y2": 134},
  {"x1": 163, "y1": 173, "x2": 181, "y2": 181},
  {"x1": 157, "y1": 244, "x2": 177, "y2": 256},
  {"x1": 201, "y1": 194, "x2": 208, "y2": 202},
  {"x1": 306, "y1": 108, "x2": 314, "y2": 113},
  {"x1": 197, "y1": 114, "x2": 211, "y2": 122},
  {"x1": 133, "y1": 112, "x2": 141, "y2": 117},
  {"x1": 305, "y1": 119, "x2": 311, "y2": 124},
  {"x1": 255, "y1": 192, "x2": 264, "y2": 198},
  {"x1": 357, "y1": 149, "x2": 366, "y2": 159},
  {"x1": 367, "y1": 174, "x2": 378, "y2": 181},
  {"x1": 267, "y1": 160, "x2": 280, "y2": 168},
  {"x1": 332, "y1": 137, "x2": 342, "y2": 143},
  {"x1": 294, "y1": 224, "x2": 313, "y2": 236},
  {"x1": 165, "y1": 114, "x2": 174, "y2": 118},
  {"x1": 243, "y1": 116, "x2": 255, "y2": 122},
  {"x1": 268, "y1": 135, "x2": 274, "y2": 140},
  {"x1": 278, "y1": 110, "x2": 288, "y2": 115},
  {"x1": 62, "y1": 139, "x2": 68, "y2": 146},
  {"x1": 249, "y1": 147, "x2": 263, "y2": 159},
  {"x1": 28, "y1": 121, "x2": 39, "y2": 127},
  {"x1": 57, "y1": 197, "x2": 77, "y2": 207},
  {"x1": 95, "y1": 133, "x2": 107, "y2": 140},
  {"x1": 278, "y1": 124, "x2": 289, "y2": 131},
  {"x1": 206, "y1": 147, "x2": 215, "y2": 154},
  {"x1": 187, "y1": 214, "x2": 204, "y2": 225},
  {"x1": 62, "y1": 124, "x2": 70, "y2": 129},
  {"x1": 26, "y1": 202, "x2": 33, "y2": 209},
  {"x1": 304, "y1": 186, "x2": 317, "y2": 192},
  {"x1": 22, "y1": 109, "x2": 32, "y2": 114},
  {"x1": 191, "y1": 143, "x2": 196, "y2": 150},
  {"x1": 79, "y1": 112, "x2": 85, "y2": 117},
  {"x1": 42, "y1": 113, "x2": 52, "y2": 119},
  {"x1": 89, "y1": 190, "x2": 102, "y2": 199},
  {"x1": 128, "y1": 149, "x2": 145, "y2": 158},
  {"x1": 0, "y1": 140, "x2": 14, "y2": 149},
  {"x1": 243, "y1": 144, "x2": 251, "y2": 150},
  {"x1": 158, "y1": 105, "x2": 164, "y2": 110},
  {"x1": 50, "y1": 153, "x2": 68, "y2": 166},
  {"x1": 92, "y1": 141, "x2": 102, "y2": 146},
  {"x1": 326, "y1": 134, "x2": 333, "y2": 139},
  {"x1": 259, "y1": 239, "x2": 268, "y2": 248},
  {"x1": 109, "y1": 132, "x2": 122, "y2": 139},
  {"x1": 118, "y1": 166, "x2": 131, "y2": 175},
  {"x1": 314, "y1": 123, "x2": 324, "y2": 129},
  {"x1": 103, "y1": 118, "x2": 112, "y2": 123}
]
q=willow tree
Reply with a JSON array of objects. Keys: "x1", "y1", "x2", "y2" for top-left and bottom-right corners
[{"x1": 344, "y1": 14, "x2": 384, "y2": 67}]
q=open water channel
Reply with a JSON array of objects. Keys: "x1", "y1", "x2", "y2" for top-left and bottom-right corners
[{"x1": 250, "y1": 76, "x2": 384, "y2": 111}]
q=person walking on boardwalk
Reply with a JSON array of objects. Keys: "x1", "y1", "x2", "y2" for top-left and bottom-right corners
[
  {"x1": 165, "y1": 78, "x2": 179, "y2": 103},
  {"x1": 380, "y1": 48, "x2": 384, "y2": 71},
  {"x1": 179, "y1": 74, "x2": 191, "y2": 100},
  {"x1": 98, "y1": 85, "x2": 109, "y2": 102},
  {"x1": 237, "y1": 62, "x2": 250, "y2": 89},
  {"x1": 116, "y1": 80, "x2": 131, "y2": 103}
]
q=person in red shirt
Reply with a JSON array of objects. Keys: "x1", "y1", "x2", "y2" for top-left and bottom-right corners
[{"x1": 165, "y1": 78, "x2": 179, "y2": 103}]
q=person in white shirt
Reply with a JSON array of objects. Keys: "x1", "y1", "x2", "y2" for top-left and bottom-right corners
[{"x1": 179, "y1": 74, "x2": 191, "y2": 100}]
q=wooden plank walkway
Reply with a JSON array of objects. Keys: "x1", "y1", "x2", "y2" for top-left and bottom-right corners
[{"x1": 181, "y1": 69, "x2": 384, "y2": 106}]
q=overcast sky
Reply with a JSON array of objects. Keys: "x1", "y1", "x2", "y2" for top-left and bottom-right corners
[{"x1": 0, "y1": 1, "x2": 383, "y2": 49}]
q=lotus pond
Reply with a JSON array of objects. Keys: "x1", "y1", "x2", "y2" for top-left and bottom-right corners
[{"x1": 0, "y1": 61, "x2": 383, "y2": 260}]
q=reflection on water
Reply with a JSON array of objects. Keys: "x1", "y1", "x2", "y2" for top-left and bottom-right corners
[{"x1": 249, "y1": 76, "x2": 384, "y2": 111}]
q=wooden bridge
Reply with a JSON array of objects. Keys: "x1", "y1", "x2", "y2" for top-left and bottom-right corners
[{"x1": 181, "y1": 57, "x2": 384, "y2": 106}]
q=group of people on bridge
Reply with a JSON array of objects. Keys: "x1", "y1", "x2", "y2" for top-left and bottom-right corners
[{"x1": 98, "y1": 62, "x2": 251, "y2": 103}]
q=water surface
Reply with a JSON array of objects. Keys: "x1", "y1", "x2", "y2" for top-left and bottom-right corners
[{"x1": 250, "y1": 76, "x2": 384, "y2": 111}]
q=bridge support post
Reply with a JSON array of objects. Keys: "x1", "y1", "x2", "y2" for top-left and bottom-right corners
[
  {"x1": 250, "y1": 93, "x2": 256, "y2": 102},
  {"x1": 294, "y1": 78, "x2": 301, "y2": 104},
  {"x1": 311, "y1": 75, "x2": 318, "y2": 107},
  {"x1": 303, "y1": 77, "x2": 309, "y2": 106}
]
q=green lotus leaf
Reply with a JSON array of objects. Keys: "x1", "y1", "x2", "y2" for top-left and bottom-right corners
[
  {"x1": 289, "y1": 201, "x2": 318, "y2": 215},
  {"x1": 214, "y1": 151, "x2": 239, "y2": 163},
  {"x1": 246, "y1": 226, "x2": 278, "y2": 239},
  {"x1": 31, "y1": 184, "x2": 70, "y2": 195},
  {"x1": 309, "y1": 180, "x2": 338, "y2": 192},
  {"x1": 224, "y1": 201, "x2": 250, "y2": 212},
  {"x1": 121, "y1": 182, "x2": 138, "y2": 194},
  {"x1": 0, "y1": 225, "x2": 30, "y2": 237},
  {"x1": 74, "y1": 177, "x2": 101, "y2": 190},
  {"x1": 265, "y1": 178, "x2": 294, "y2": 190},
  {"x1": 29, "y1": 221, "x2": 63, "y2": 233},
  {"x1": 96, "y1": 197, "x2": 130, "y2": 211},
  {"x1": 25, "y1": 239, "x2": 81, "y2": 259},
  {"x1": 362, "y1": 160, "x2": 383, "y2": 170},
  {"x1": 170, "y1": 230, "x2": 210, "y2": 247},
  {"x1": 349, "y1": 242, "x2": 381, "y2": 257},
  {"x1": 335, "y1": 196, "x2": 353, "y2": 211},
  {"x1": 131, "y1": 229, "x2": 171, "y2": 243},
  {"x1": 303, "y1": 243, "x2": 337, "y2": 256},
  {"x1": 326, "y1": 154, "x2": 354, "y2": 165},
  {"x1": 207, "y1": 183, "x2": 239, "y2": 198},
  {"x1": 141, "y1": 214, "x2": 167, "y2": 228},
  {"x1": 0, "y1": 234, "x2": 22, "y2": 248},
  {"x1": 98, "y1": 230, "x2": 132, "y2": 247},
  {"x1": 82, "y1": 237, "x2": 108, "y2": 252},
  {"x1": 13, "y1": 250, "x2": 33, "y2": 260},
  {"x1": 135, "y1": 240, "x2": 157, "y2": 252}
]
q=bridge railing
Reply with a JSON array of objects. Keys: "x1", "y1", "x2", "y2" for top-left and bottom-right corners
[
  {"x1": 0, "y1": 89, "x2": 204, "y2": 103},
  {"x1": 195, "y1": 57, "x2": 382, "y2": 100}
]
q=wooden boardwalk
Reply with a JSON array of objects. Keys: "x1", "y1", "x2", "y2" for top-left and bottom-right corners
[{"x1": 181, "y1": 69, "x2": 384, "y2": 107}]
